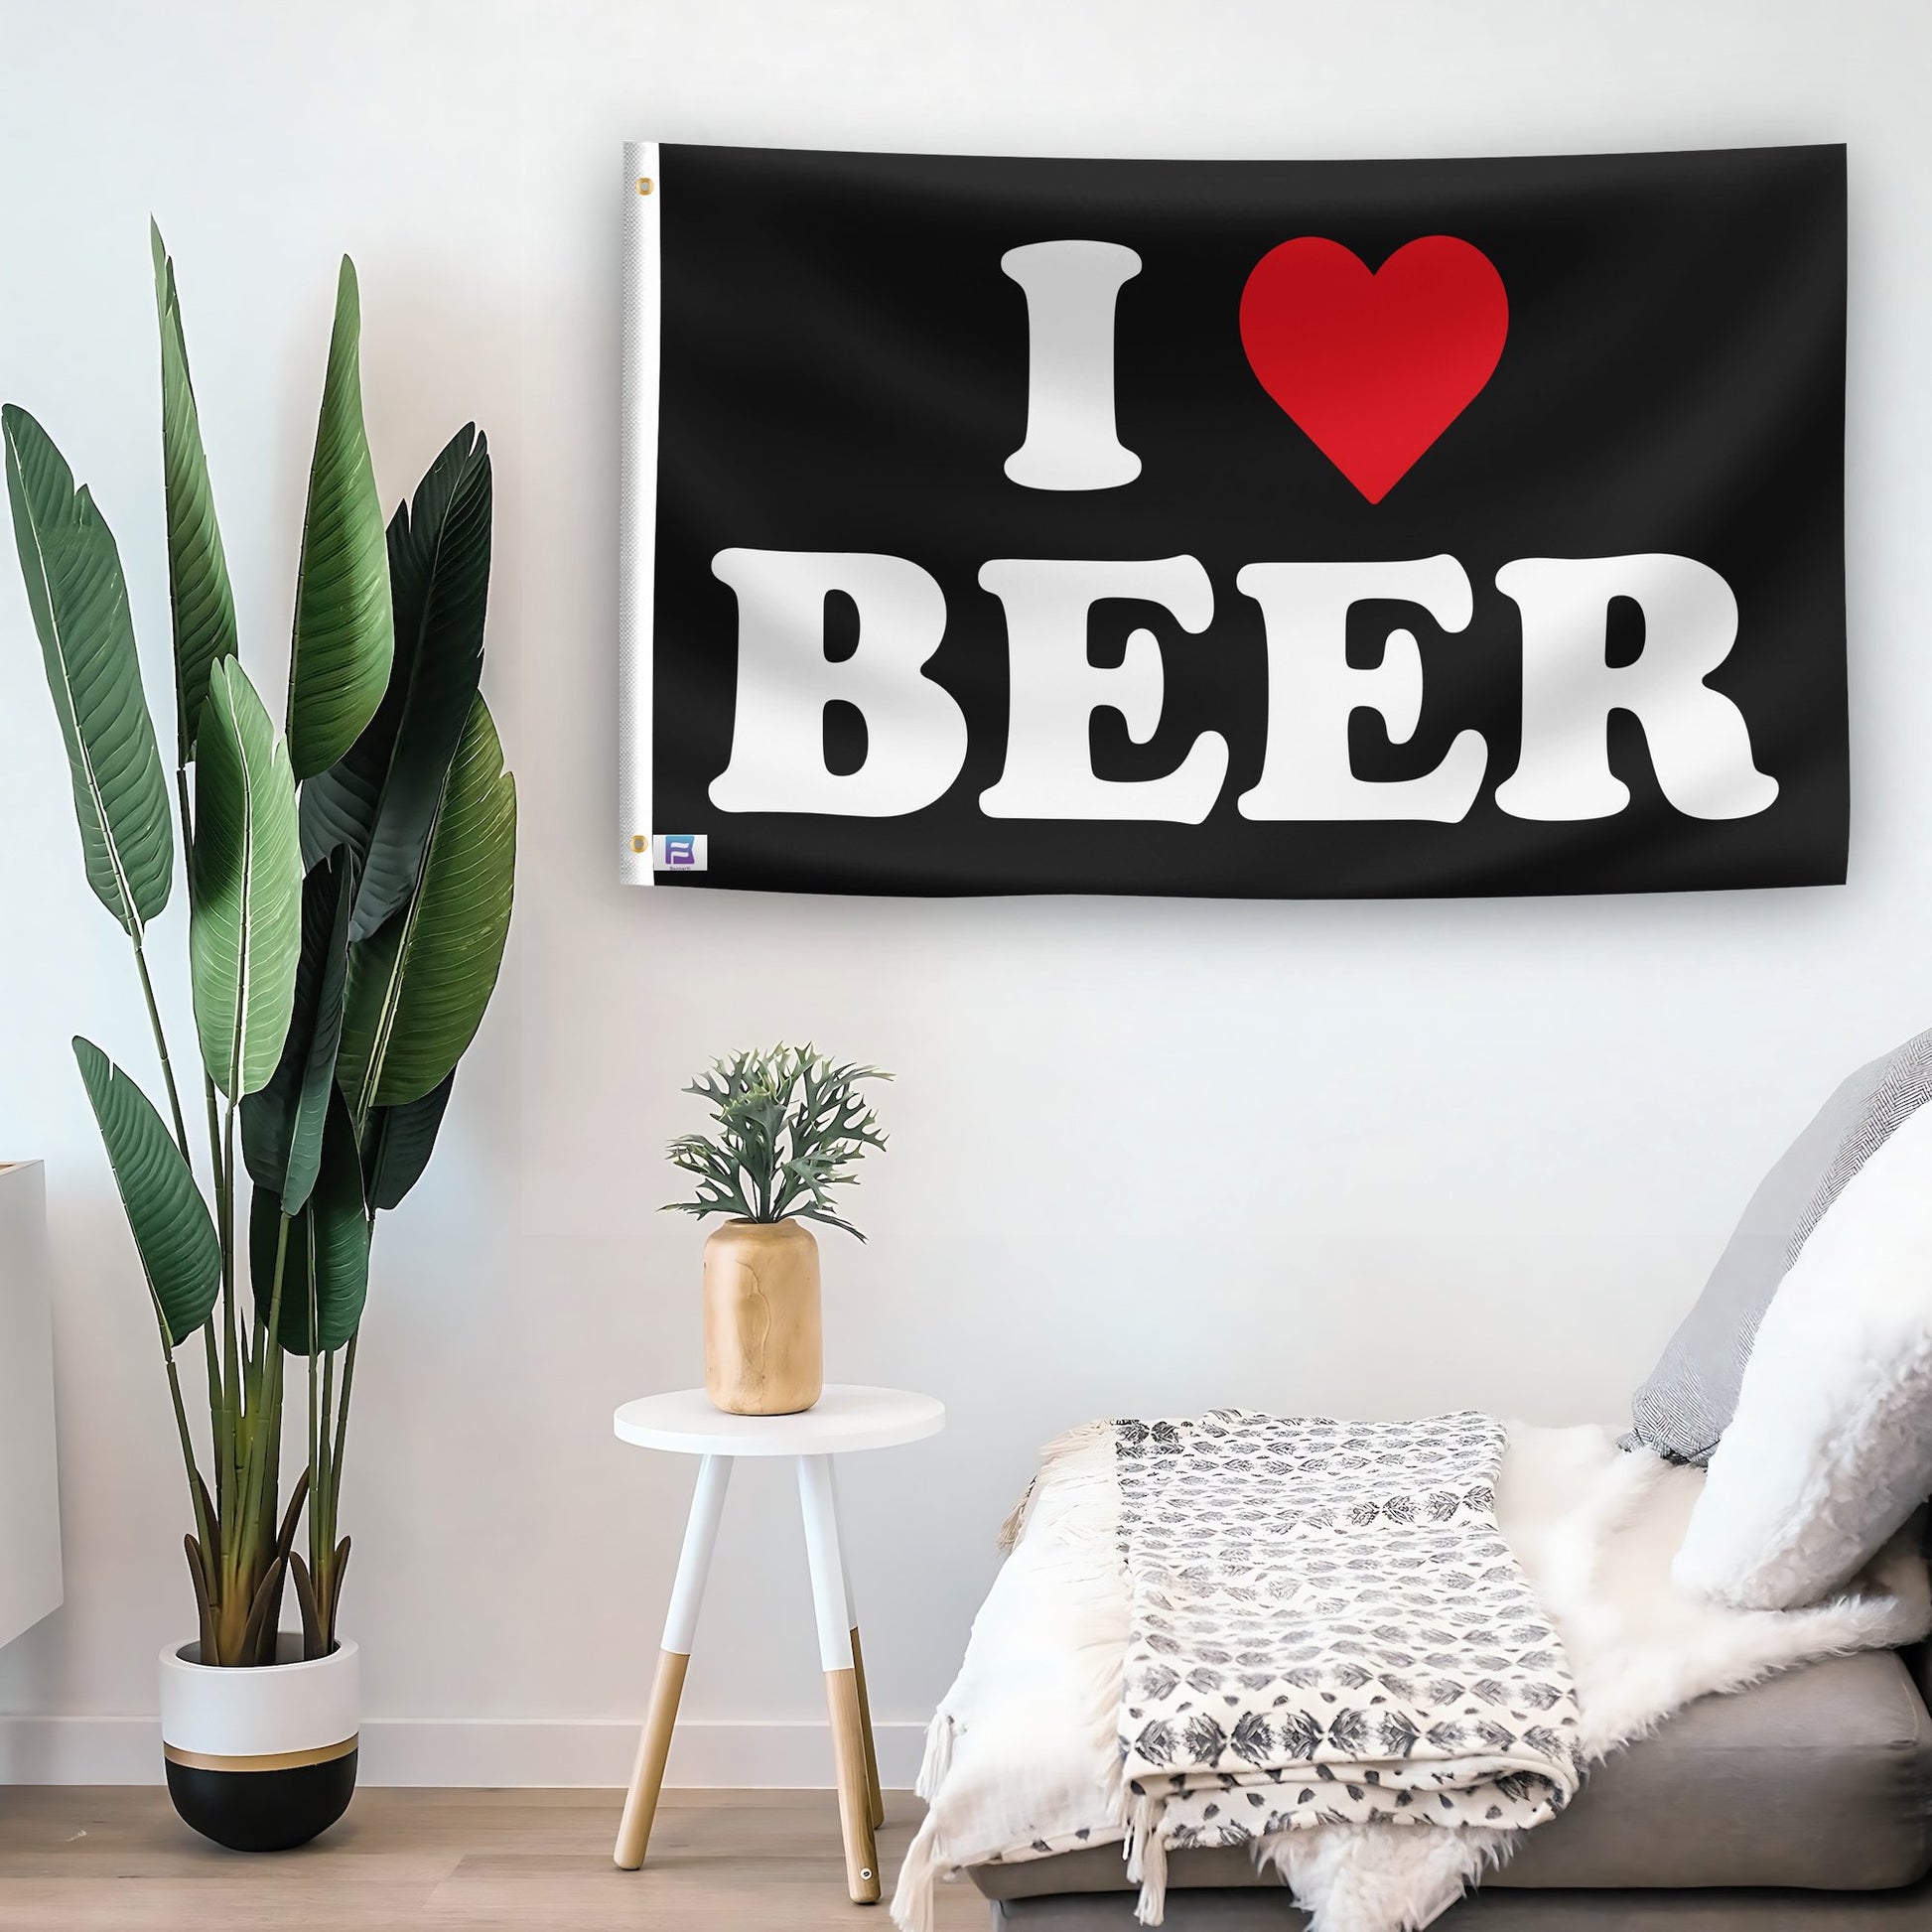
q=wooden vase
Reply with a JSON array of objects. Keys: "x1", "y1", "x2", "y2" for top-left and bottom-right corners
[{"x1": 702, "y1": 1218, "x2": 823, "y2": 1416}]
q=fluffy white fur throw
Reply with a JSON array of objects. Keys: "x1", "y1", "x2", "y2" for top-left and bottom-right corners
[{"x1": 895, "y1": 1422, "x2": 1930, "y2": 1932}]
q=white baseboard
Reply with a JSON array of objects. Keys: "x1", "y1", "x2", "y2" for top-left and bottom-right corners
[{"x1": 0, "y1": 1715, "x2": 929, "y2": 1788}]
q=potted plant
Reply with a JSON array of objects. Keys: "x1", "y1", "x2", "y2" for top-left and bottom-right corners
[
  {"x1": 665, "y1": 1046, "x2": 889, "y2": 1415},
  {"x1": 3, "y1": 226, "x2": 515, "y2": 1850}
]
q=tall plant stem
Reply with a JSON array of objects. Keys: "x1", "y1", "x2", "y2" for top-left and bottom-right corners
[
  {"x1": 125, "y1": 778, "x2": 217, "y2": 1595},
  {"x1": 151, "y1": 760, "x2": 228, "y2": 1552},
  {"x1": 304, "y1": 1233, "x2": 325, "y2": 1534},
  {"x1": 220, "y1": 1097, "x2": 238, "y2": 1372},
  {"x1": 129, "y1": 937, "x2": 191, "y2": 1169},
  {"x1": 238, "y1": 1216, "x2": 290, "y2": 1581},
  {"x1": 330, "y1": 1332, "x2": 356, "y2": 1512},
  {"x1": 312, "y1": 1335, "x2": 353, "y2": 1650},
  {"x1": 307, "y1": 1328, "x2": 321, "y2": 1539},
  {"x1": 218, "y1": 1097, "x2": 242, "y2": 1552},
  {"x1": 162, "y1": 1345, "x2": 212, "y2": 1576},
  {"x1": 315, "y1": 1346, "x2": 337, "y2": 1545},
  {"x1": 201, "y1": 1318, "x2": 223, "y2": 1505},
  {"x1": 175, "y1": 764, "x2": 194, "y2": 855},
  {"x1": 214, "y1": 1213, "x2": 287, "y2": 1662},
  {"x1": 201, "y1": 1075, "x2": 232, "y2": 1522}
]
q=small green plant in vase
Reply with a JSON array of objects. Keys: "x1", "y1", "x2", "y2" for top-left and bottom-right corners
[{"x1": 665, "y1": 1045, "x2": 889, "y2": 1416}]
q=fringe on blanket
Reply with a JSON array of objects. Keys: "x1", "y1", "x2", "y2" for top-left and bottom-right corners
[
  {"x1": 895, "y1": 1810, "x2": 944, "y2": 1932},
  {"x1": 1124, "y1": 1791, "x2": 1169, "y2": 1926},
  {"x1": 914, "y1": 1711, "x2": 953, "y2": 1802},
  {"x1": 998, "y1": 1418, "x2": 1113, "y2": 1553},
  {"x1": 897, "y1": 1699, "x2": 971, "y2": 1931}
]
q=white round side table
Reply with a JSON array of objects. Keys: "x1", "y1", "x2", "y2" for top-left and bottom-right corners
[{"x1": 610, "y1": 1384, "x2": 945, "y2": 1903}]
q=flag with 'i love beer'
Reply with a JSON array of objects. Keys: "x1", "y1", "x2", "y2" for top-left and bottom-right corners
[{"x1": 620, "y1": 141, "x2": 1846, "y2": 899}]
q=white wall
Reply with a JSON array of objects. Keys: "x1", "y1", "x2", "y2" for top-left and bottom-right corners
[{"x1": 0, "y1": 0, "x2": 1927, "y2": 1785}]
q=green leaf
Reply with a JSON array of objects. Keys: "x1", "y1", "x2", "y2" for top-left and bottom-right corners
[
  {"x1": 250, "y1": 1087, "x2": 368, "y2": 1355},
  {"x1": 287, "y1": 258, "x2": 392, "y2": 780},
  {"x1": 361, "y1": 1070, "x2": 455, "y2": 1212},
  {"x1": 241, "y1": 848, "x2": 354, "y2": 1213},
  {"x1": 664, "y1": 1044, "x2": 888, "y2": 1236},
  {"x1": 190, "y1": 658, "x2": 303, "y2": 1098},
  {"x1": 73, "y1": 1036, "x2": 219, "y2": 1347},
  {"x1": 3, "y1": 405, "x2": 174, "y2": 936},
  {"x1": 151, "y1": 223, "x2": 237, "y2": 762},
  {"x1": 339, "y1": 694, "x2": 515, "y2": 1114},
  {"x1": 301, "y1": 426, "x2": 490, "y2": 945}
]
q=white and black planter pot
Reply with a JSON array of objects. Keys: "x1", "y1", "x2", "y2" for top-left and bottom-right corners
[{"x1": 159, "y1": 1636, "x2": 358, "y2": 1852}]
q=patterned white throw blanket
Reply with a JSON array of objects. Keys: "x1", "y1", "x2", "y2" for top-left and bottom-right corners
[
  {"x1": 1111, "y1": 1411, "x2": 1582, "y2": 1912},
  {"x1": 897, "y1": 1418, "x2": 1932, "y2": 1932}
]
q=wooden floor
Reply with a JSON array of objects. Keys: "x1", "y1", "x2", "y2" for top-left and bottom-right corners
[{"x1": 0, "y1": 1787, "x2": 986, "y2": 1930}]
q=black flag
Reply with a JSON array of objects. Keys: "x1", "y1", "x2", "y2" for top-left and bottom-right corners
[{"x1": 621, "y1": 141, "x2": 1846, "y2": 898}]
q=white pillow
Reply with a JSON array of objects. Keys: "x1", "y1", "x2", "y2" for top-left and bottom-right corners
[{"x1": 1672, "y1": 1098, "x2": 1932, "y2": 1610}]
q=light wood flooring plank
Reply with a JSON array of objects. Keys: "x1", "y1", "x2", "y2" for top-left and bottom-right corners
[{"x1": 0, "y1": 1787, "x2": 983, "y2": 1931}]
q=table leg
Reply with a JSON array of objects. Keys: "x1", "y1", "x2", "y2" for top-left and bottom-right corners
[
  {"x1": 798, "y1": 1453, "x2": 881, "y2": 1904},
  {"x1": 829, "y1": 1461, "x2": 886, "y2": 1830},
  {"x1": 614, "y1": 1453, "x2": 733, "y2": 1870}
]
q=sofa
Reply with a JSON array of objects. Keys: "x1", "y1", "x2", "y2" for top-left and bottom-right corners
[
  {"x1": 968, "y1": 1644, "x2": 1932, "y2": 1927},
  {"x1": 940, "y1": 1027, "x2": 1932, "y2": 1929}
]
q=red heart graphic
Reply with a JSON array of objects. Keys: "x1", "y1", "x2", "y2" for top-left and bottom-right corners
[{"x1": 1239, "y1": 236, "x2": 1508, "y2": 504}]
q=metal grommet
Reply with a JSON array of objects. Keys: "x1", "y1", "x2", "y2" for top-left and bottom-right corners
[
  {"x1": 636, "y1": 176, "x2": 653, "y2": 196},
  {"x1": 630, "y1": 834, "x2": 647, "y2": 854}
]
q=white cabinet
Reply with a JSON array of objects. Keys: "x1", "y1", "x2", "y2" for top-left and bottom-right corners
[{"x1": 0, "y1": 1163, "x2": 62, "y2": 1648}]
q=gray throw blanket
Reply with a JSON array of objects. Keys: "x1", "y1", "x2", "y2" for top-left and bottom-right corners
[{"x1": 1114, "y1": 1411, "x2": 1585, "y2": 1916}]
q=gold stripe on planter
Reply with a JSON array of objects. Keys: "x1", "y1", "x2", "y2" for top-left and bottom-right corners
[{"x1": 164, "y1": 1735, "x2": 358, "y2": 1774}]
